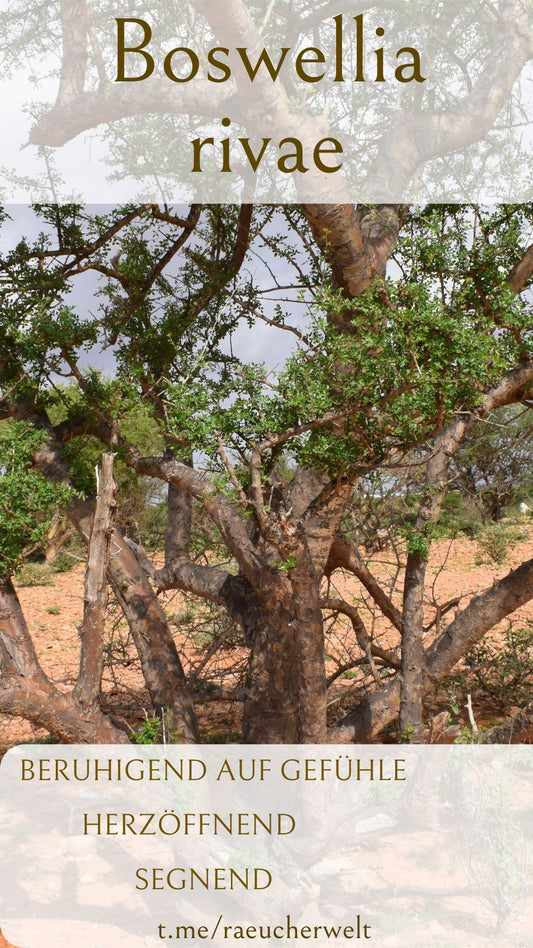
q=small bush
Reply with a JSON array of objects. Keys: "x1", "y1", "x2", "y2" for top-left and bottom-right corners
[
  {"x1": 130, "y1": 718, "x2": 162, "y2": 744},
  {"x1": 130, "y1": 715, "x2": 181, "y2": 744},
  {"x1": 464, "y1": 623, "x2": 533, "y2": 710},
  {"x1": 51, "y1": 552, "x2": 77, "y2": 573},
  {"x1": 15, "y1": 563, "x2": 55, "y2": 587},
  {"x1": 476, "y1": 523, "x2": 525, "y2": 565}
]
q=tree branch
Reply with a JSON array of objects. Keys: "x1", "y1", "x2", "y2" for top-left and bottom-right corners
[
  {"x1": 74, "y1": 453, "x2": 117, "y2": 708},
  {"x1": 321, "y1": 597, "x2": 388, "y2": 684},
  {"x1": 326, "y1": 535, "x2": 403, "y2": 632},
  {"x1": 328, "y1": 553, "x2": 533, "y2": 742}
]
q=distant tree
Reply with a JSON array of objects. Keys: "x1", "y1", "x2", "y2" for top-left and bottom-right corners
[{"x1": 449, "y1": 405, "x2": 533, "y2": 522}]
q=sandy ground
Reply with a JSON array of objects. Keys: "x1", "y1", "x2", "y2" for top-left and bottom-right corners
[{"x1": 2, "y1": 529, "x2": 533, "y2": 750}]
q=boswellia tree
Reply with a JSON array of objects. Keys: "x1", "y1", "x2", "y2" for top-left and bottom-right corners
[
  {"x1": 0, "y1": 0, "x2": 532, "y2": 743},
  {"x1": 1, "y1": 202, "x2": 533, "y2": 745}
]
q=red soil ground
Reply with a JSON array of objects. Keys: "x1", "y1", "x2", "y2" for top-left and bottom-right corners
[{"x1": 2, "y1": 529, "x2": 533, "y2": 750}]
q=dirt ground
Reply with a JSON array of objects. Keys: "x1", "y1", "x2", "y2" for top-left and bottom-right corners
[{"x1": 1, "y1": 529, "x2": 533, "y2": 751}]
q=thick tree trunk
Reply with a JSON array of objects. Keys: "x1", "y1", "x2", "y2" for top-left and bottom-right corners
[
  {"x1": 301, "y1": 204, "x2": 402, "y2": 305},
  {"x1": 399, "y1": 554, "x2": 427, "y2": 742},
  {"x1": 241, "y1": 565, "x2": 327, "y2": 744},
  {"x1": 290, "y1": 554, "x2": 328, "y2": 743},
  {"x1": 242, "y1": 596, "x2": 300, "y2": 743}
]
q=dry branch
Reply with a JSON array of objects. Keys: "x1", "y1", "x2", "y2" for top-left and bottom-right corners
[{"x1": 74, "y1": 453, "x2": 117, "y2": 708}]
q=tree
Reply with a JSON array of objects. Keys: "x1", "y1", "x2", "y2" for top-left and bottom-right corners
[
  {"x1": 0, "y1": 422, "x2": 129, "y2": 743},
  {"x1": 1, "y1": 1, "x2": 533, "y2": 745},
  {"x1": 1, "y1": 203, "x2": 533, "y2": 747}
]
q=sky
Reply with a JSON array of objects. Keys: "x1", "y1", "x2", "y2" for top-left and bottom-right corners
[{"x1": 0, "y1": 204, "x2": 309, "y2": 378}]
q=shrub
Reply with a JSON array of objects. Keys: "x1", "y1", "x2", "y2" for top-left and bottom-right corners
[
  {"x1": 130, "y1": 718, "x2": 163, "y2": 744},
  {"x1": 436, "y1": 492, "x2": 483, "y2": 538},
  {"x1": 464, "y1": 623, "x2": 533, "y2": 710},
  {"x1": 130, "y1": 714, "x2": 181, "y2": 744},
  {"x1": 476, "y1": 523, "x2": 526, "y2": 565},
  {"x1": 51, "y1": 552, "x2": 78, "y2": 573},
  {"x1": 14, "y1": 563, "x2": 55, "y2": 587}
]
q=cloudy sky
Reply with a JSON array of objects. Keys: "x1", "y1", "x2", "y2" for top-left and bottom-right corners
[{"x1": 0, "y1": 203, "x2": 308, "y2": 378}]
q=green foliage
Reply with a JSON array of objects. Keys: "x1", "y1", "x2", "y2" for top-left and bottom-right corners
[
  {"x1": 129, "y1": 715, "x2": 181, "y2": 745},
  {"x1": 48, "y1": 383, "x2": 165, "y2": 539},
  {"x1": 14, "y1": 562, "x2": 55, "y2": 587},
  {"x1": 453, "y1": 727, "x2": 485, "y2": 744},
  {"x1": 436, "y1": 492, "x2": 483, "y2": 539},
  {"x1": 51, "y1": 552, "x2": 77, "y2": 574},
  {"x1": 0, "y1": 422, "x2": 73, "y2": 578},
  {"x1": 476, "y1": 523, "x2": 526, "y2": 565},
  {"x1": 464, "y1": 624, "x2": 533, "y2": 710},
  {"x1": 403, "y1": 528, "x2": 432, "y2": 559},
  {"x1": 130, "y1": 718, "x2": 164, "y2": 744},
  {"x1": 443, "y1": 683, "x2": 461, "y2": 717},
  {"x1": 274, "y1": 555, "x2": 297, "y2": 572},
  {"x1": 400, "y1": 724, "x2": 416, "y2": 743},
  {"x1": 1, "y1": 204, "x2": 533, "y2": 488}
]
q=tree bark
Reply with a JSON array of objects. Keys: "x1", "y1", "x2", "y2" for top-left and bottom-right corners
[
  {"x1": 0, "y1": 575, "x2": 128, "y2": 743},
  {"x1": 399, "y1": 554, "x2": 427, "y2": 741},
  {"x1": 242, "y1": 594, "x2": 301, "y2": 743},
  {"x1": 70, "y1": 498, "x2": 199, "y2": 742},
  {"x1": 74, "y1": 453, "x2": 116, "y2": 709},
  {"x1": 230, "y1": 562, "x2": 327, "y2": 744}
]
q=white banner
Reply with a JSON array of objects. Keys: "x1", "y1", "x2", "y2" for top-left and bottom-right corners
[
  {"x1": 0, "y1": 745, "x2": 531, "y2": 947},
  {"x1": 0, "y1": 0, "x2": 532, "y2": 203}
]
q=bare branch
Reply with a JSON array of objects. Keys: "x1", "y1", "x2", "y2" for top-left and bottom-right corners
[
  {"x1": 321, "y1": 596, "x2": 389, "y2": 684},
  {"x1": 327, "y1": 536, "x2": 403, "y2": 632}
]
